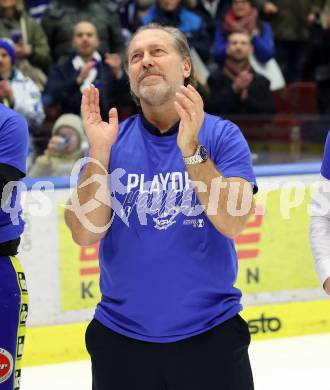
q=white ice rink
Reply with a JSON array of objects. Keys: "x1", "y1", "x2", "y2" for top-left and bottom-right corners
[{"x1": 20, "y1": 333, "x2": 330, "y2": 390}]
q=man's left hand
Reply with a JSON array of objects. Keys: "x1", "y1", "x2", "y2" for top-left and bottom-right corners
[{"x1": 174, "y1": 84, "x2": 204, "y2": 157}]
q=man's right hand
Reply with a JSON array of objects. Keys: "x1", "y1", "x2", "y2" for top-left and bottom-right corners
[
  {"x1": 324, "y1": 277, "x2": 330, "y2": 295},
  {"x1": 77, "y1": 61, "x2": 96, "y2": 85},
  {"x1": 81, "y1": 85, "x2": 119, "y2": 156}
]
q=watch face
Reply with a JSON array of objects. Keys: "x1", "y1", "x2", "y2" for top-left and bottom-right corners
[{"x1": 199, "y1": 145, "x2": 209, "y2": 161}]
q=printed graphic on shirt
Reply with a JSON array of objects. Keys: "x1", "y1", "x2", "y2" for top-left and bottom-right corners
[
  {"x1": 110, "y1": 169, "x2": 205, "y2": 230},
  {"x1": 0, "y1": 348, "x2": 14, "y2": 384}
]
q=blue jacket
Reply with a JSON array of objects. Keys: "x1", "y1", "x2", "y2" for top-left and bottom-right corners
[
  {"x1": 213, "y1": 21, "x2": 275, "y2": 64},
  {"x1": 142, "y1": 4, "x2": 211, "y2": 62}
]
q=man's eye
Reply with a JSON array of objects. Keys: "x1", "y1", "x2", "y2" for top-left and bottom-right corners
[{"x1": 131, "y1": 54, "x2": 141, "y2": 62}]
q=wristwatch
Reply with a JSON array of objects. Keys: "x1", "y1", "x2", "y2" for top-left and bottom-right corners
[{"x1": 183, "y1": 145, "x2": 209, "y2": 165}]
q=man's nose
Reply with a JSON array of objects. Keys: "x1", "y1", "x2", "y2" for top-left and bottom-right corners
[{"x1": 141, "y1": 52, "x2": 154, "y2": 68}]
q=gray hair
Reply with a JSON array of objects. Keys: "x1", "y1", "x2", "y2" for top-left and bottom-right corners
[{"x1": 125, "y1": 23, "x2": 196, "y2": 105}]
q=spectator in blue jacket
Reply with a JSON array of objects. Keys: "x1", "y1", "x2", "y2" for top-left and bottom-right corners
[
  {"x1": 141, "y1": 0, "x2": 211, "y2": 62},
  {"x1": 213, "y1": 0, "x2": 275, "y2": 65}
]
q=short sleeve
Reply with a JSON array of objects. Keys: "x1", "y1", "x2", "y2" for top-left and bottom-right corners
[
  {"x1": 0, "y1": 112, "x2": 29, "y2": 175},
  {"x1": 213, "y1": 120, "x2": 258, "y2": 194},
  {"x1": 321, "y1": 131, "x2": 330, "y2": 180}
]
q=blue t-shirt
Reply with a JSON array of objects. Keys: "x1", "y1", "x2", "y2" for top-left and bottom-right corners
[
  {"x1": 0, "y1": 104, "x2": 29, "y2": 243},
  {"x1": 321, "y1": 131, "x2": 330, "y2": 180},
  {"x1": 94, "y1": 113, "x2": 257, "y2": 342}
]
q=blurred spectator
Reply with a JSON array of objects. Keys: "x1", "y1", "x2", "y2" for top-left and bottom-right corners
[
  {"x1": 256, "y1": 0, "x2": 324, "y2": 82},
  {"x1": 187, "y1": 0, "x2": 233, "y2": 37},
  {"x1": 110, "y1": 0, "x2": 136, "y2": 29},
  {"x1": 43, "y1": 21, "x2": 132, "y2": 120},
  {"x1": 24, "y1": 0, "x2": 53, "y2": 22},
  {"x1": 206, "y1": 31, "x2": 275, "y2": 115},
  {"x1": 0, "y1": 38, "x2": 45, "y2": 130},
  {"x1": 141, "y1": 0, "x2": 211, "y2": 62},
  {"x1": 0, "y1": 0, "x2": 51, "y2": 88},
  {"x1": 213, "y1": 0, "x2": 275, "y2": 65},
  {"x1": 117, "y1": 0, "x2": 154, "y2": 36},
  {"x1": 42, "y1": 0, "x2": 125, "y2": 64},
  {"x1": 302, "y1": 21, "x2": 330, "y2": 114},
  {"x1": 29, "y1": 114, "x2": 87, "y2": 177}
]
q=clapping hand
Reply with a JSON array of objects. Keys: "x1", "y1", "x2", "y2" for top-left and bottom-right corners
[
  {"x1": 77, "y1": 61, "x2": 96, "y2": 85},
  {"x1": 0, "y1": 80, "x2": 15, "y2": 104},
  {"x1": 81, "y1": 85, "x2": 119, "y2": 155},
  {"x1": 174, "y1": 84, "x2": 204, "y2": 157}
]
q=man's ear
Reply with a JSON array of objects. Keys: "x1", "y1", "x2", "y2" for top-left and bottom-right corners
[{"x1": 182, "y1": 57, "x2": 192, "y2": 80}]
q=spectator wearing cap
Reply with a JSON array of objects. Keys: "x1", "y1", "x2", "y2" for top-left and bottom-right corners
[
  {"x1": 0, "y1": 38, "x2": 45, "y2": 130},
  {"x1": 213, "y1": 0, "x2": 275, "y2": 65},
  {"x1": 141, "y1": 0, "x2": 211, "y2": 62},
  {"x1": 42, "y1": 0, "x2": 125, "y2": 64},
  {"x1": 0, "y1": 0, "x2": 51, "y2": 77},
  {"x1": 29, "y1": 113, "x2": 87, "y2": 177},
  {"x1": 206, "y1": 31, "x2": 275, "y2": 115},
  {"x1": 43, "y1": 21, "x2": 133, "y2": 121}
]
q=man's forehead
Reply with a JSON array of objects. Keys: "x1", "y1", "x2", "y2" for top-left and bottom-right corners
[
  {"x1": 229, "y1": 34, "x2": 250, "y2": 44},
  {"x1": 74, "y1": 22, "x2": 96, "y2": 35},
  {"x1": 129, "y1": 29, "x2": 174, "y2": 52}
]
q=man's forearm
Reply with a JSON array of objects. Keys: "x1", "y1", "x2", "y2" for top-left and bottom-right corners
[
  {"x1": 311, "y1": 215, "x2": 330, "y2": 293},
  {"x1": 310, "y1": 180, "x2": 330, "y2": 292},
  {"x1": 185, "y1": 159, "x2": 254, "y2": 238},
  {"x1": 65, "y1": 150, "x2": 112, "y2": 245}
]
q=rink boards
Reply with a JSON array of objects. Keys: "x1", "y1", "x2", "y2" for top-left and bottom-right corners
[{"x1": 18, "y1": 165, "x2": 330, "y2": 366}]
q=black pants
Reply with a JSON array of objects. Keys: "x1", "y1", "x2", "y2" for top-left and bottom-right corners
[{"x1": 86, "y1": 315, "x2": 254, "y2": 390}]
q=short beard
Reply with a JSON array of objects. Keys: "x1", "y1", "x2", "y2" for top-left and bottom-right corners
[{"x1": 139, "y1": 85, "x2": 173, "y2": 106}]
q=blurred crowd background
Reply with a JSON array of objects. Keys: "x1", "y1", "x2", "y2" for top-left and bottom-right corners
[{"x1": 1, "y1": 0, "x2": 330, "y2": 176}]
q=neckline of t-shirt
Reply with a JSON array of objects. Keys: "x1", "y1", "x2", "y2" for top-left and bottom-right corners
[{"x1": 137, "y1": 114, "x2": 179, "y2": 142}]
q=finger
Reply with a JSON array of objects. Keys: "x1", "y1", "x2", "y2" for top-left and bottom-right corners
[
  {"x1": 180, "y1": 85, "x2": 204, "y2": 114},
  {"x1": 109, "y1": 107, "x2": 119, "y2": 137},
  {"x1": 90, "y1": 85, "x2": 100, "y2": 119},
  {"x1": 186, "y1": 84, "x2": 204, "y2": 108},
  {"x1": 175, "y1": 92, "x2": 196, "y2": 121},
  {"x1": 81, "y1": 88, "x2": 90, "y2": 120},
  {"x1": 174, "y1": 101, "x2": 190, "y2": 123},
  {"x1": 176, "y1": 91, "x2": 194, "y2": 109},
  {"x1": 179, "y1": 85, "x2": 198, "y2": 105},
  {"x1": 94, "y1": 87, "x2": 100, "y2": 115}
]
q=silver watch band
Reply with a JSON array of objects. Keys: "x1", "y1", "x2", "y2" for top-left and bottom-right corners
[{"x1": 183, "y1": 145, "x2": 204, "y2": 165}]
